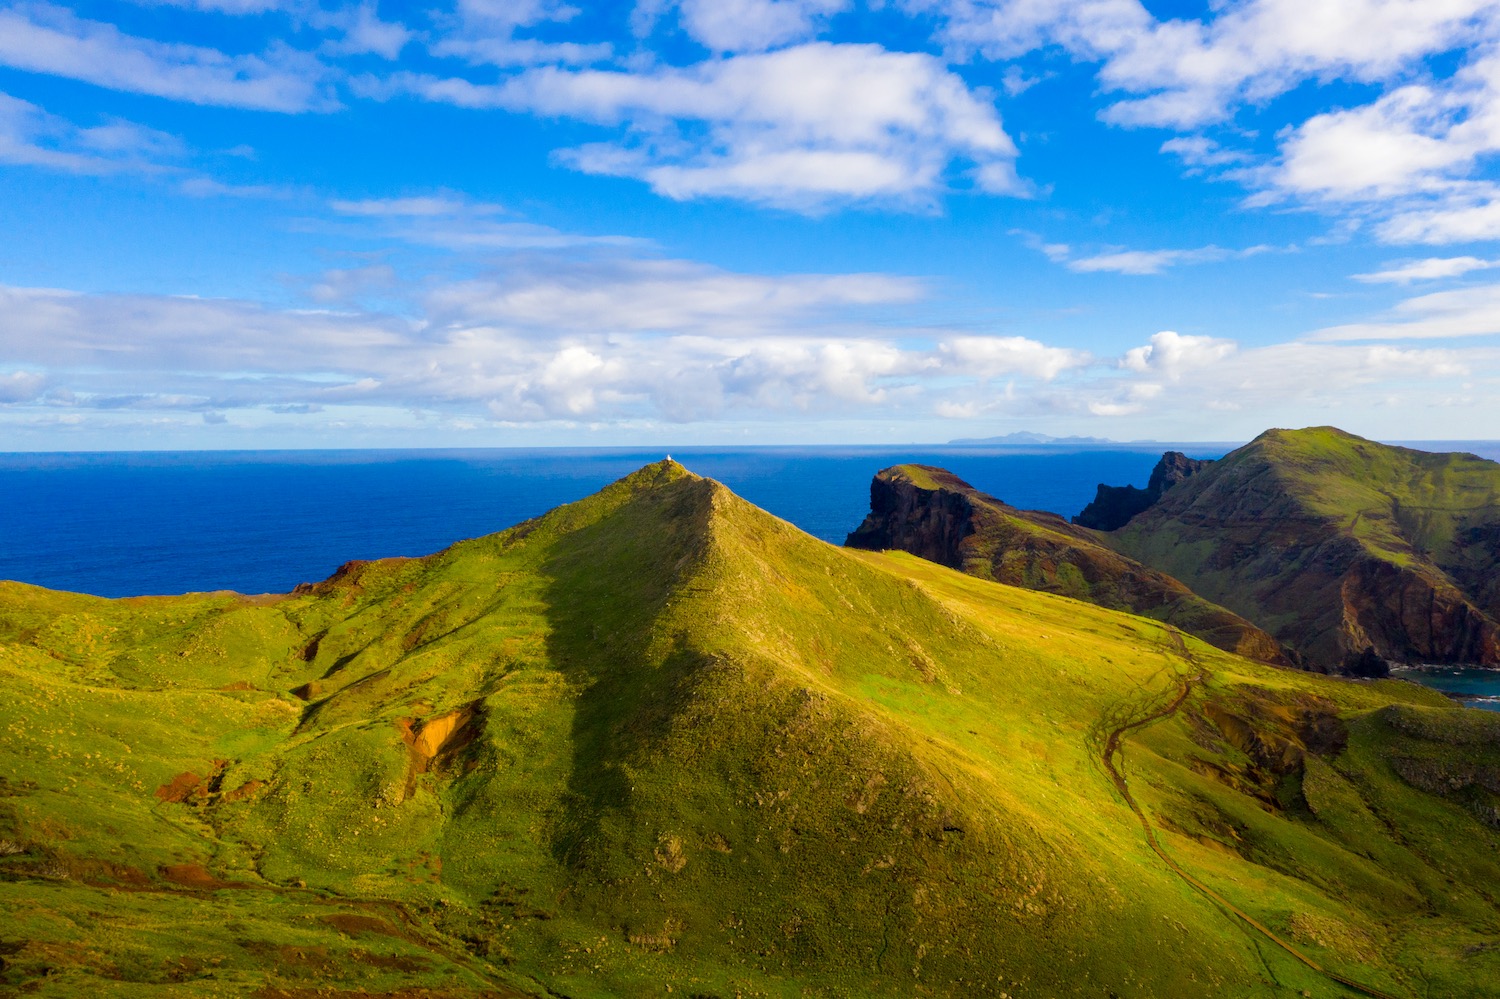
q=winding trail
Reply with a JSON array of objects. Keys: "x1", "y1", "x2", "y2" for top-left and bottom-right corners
[{"x1": 1099, "y1": 630, "x2": 1405, "y2": 999}]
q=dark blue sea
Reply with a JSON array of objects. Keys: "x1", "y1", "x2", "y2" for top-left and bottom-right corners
[
  {"x1": 5, "y1": 441, "x2": 1499, "y2": 709},
  {"x1": 3, "y1": 444, "x2": 1216, "y2": 596}
]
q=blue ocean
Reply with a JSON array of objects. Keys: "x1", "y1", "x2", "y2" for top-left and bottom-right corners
[
  {"x1": 5, "y1": 441, "x2": 1499, "y2": 709},
  {"x1": 1, "y1": 444, "x2": 1219, "y2": 597}
]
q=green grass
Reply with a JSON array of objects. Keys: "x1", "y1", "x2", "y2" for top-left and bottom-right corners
[
  {"x1": 1, "y1": 460, "x2": 1498, "y2": 996},
  {"x1": 1110, "y1": 426, "x2": 1500, "y2": 666}
]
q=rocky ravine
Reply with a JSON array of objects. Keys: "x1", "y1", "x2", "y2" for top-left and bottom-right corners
[
  {"x1": 845, "y1": 464, "x2": 1287, "y2": 664},
  {"x1": 1102, "y1": 427, "x2": 1500, "y2": 672}
]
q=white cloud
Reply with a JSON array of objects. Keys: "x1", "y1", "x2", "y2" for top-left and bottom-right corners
[
  {"x1": 1027, "y1": 240, "x2": 1271, "y2": 275},
  {"x1": 318, "y1": 4, "x2": 412, "y2": 60},
  {"x1": 915, "y1": 0, "x2": 1497, "y2": 129},
  {"x1": 1272, "y1": 85, "x2": 1479, "y2": 202},
  {"x1": 135, "y1": 0, "x2": 292, "y2": 12},
  {"x1": 0, "y1": 2, "x2": 333, "y2": 111},
  {"x1": 1378, "y1": 196, "x2": 1500, "y2": 244},
  {"x1": 938, "y1": 336, "x2": 1089, "y2": 379},
  {"x1": 8, "y1": 263, "x2": 1494, "y2": 436},
  {"x1": 1067, "y1": 246, "x2": 1227, "y2": 275},
  {"x1": 429, "y1": 0, "x2": 611, "y2": 67},
  {"x1": 1353, "y1": 256, "x2": 1499, "y2": 283},
  {"x1": 912, "y1": 0, "x2": 1500, "y2": 244},
  {"x1": 1120, "y1": 330, "x2": 1236, "y2": 379},
  {"x1": 664, "y1": 0, "x2": 850, "y2": 53},
  {"x1": 0, "y1": 370, "x2": 46, "y2": 404},
  {"x1": 1227, "y1": 48, "x2": 1500, "y2": 243},
  {"x1": 386, "y1": 42, "x2": 1021, "y2": 209},
  {"x1": 1074, "y1": 334, "x2": 1475, "y2": 423},
  {"x1": 1160, "y1": 136, "x2": 1247, "y2": 169},
  {"x1": 0, "y1": 91, "x2": 184, "y2": 174},
  {"x1": 0, "y1": 247, "x2": 1100, "y2": 427},
  {"x1": 306, "y1": 264, "x2": 399, "y2": 304},
  {"x1": 424, "y1": 257, "x2": 923, "y2": 334},
  {"x1": 325, "y1": 193, "x2": 640, "y2": 250},
  {"x1": 1311, "y1": 281, "x2": 1500, "y2": 340},
  {"x1": 330, "y1": 195, "x2": 498, "y2": 217}
]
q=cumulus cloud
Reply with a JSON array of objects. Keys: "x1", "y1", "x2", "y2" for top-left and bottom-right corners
[
  {"x1": 937, "y1": 336, "x2": 1089, "y2": 379},
  {"x1": 0, "y1": 2, "x2": 334, "y2": 111},
  {"x1": 384, "y1": 42, "x2": 1021, "y2": 209},
  {"x1": 7, "y1": 260, "x2": 1492, "y2": 437},
  {"x1": 1076, "y1": 334, "x2": 1476, "y2": 423},
  {"x1": 0, "y1": 244, "x2": 1100, "y2": 427},
  {"x1": 906, "y1": 0, "x2": 1500, "y2": 244},
  {"x1": 1120, "y1": 331, "x2": 1236, "y2": 378},
  {"x1": 1218, "y1": 40, "x2": 1500, "y2": 243},
  {"x1": 914, "y1": 0, "x2": 1496, "y2": 129}
]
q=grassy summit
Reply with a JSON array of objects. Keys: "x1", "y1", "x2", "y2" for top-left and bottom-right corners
[
  {"x1": 1, "y1": 460, "x2": 1498, "y2": 997},
  {"x1": 1108, "y1": 427, "x2": 1500, "y2": 669}
]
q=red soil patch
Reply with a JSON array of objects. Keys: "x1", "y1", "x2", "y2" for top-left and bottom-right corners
[
  {"x1": 154, "y1": 772, "x2": 207, "y2": 804},
  {"x1": 319, "y1": 914, "x2": 402, "y2": 938},
  {"x1": 159, "y1": 863, "x2": 251, "y2": 890},
  {"x1": 154, "y1": 760, "x2": 229, "y2": 804},
  {"x1": 222, "y1": 778, "x2": 267, "y2": 803}
]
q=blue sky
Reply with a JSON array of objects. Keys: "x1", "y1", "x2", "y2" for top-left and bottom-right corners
[{"x1": 3, "y1": 0, "x2": 1500, "y2": 447}]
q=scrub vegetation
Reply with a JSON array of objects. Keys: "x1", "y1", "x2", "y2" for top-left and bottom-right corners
[{"x1": 1, "y1": 461, "x2": 1498, "y2": 997}]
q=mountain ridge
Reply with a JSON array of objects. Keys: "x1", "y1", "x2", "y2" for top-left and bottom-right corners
[
  {"x1": 1104, "y1": 426, "x2": 1500, "y2": 670},
  {"x1": 845, "y1": 462, "x2": 1287, "y2": 664}
]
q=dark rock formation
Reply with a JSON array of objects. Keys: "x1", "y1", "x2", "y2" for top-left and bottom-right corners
[
  {"x1": 1073, "y1": 451, "x2": 1214, "y2": 531},
  {"x1": 846, "y1": 464, "x2": 1288, "y2": 664},
  {"x1": 1104, "y1": 427, "x2": 1500, "y2": 673}
]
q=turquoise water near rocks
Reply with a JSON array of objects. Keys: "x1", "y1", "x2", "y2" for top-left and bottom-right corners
[{"x1": 1394, "y1": 666, "x2": 1500, "y2": 713}]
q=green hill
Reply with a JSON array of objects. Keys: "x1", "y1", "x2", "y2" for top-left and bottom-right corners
[
  {"x1": 2, "y1": 460, "x2": 1499, "y2": 997},
  {"x1": 846, "y1": 463, "x2": 1286, "y2": 663},
  {"x1": 1106, "y1": 427, "x2": 1500, "y2": 671}
]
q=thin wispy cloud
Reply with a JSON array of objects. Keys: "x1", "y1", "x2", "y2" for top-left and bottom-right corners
[{"x1": 0, "y1": 3, "x2": 335, "y2": 111}]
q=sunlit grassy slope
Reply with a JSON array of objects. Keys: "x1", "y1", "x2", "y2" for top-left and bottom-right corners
[
  {"x1": 2, "y1": 461, "x2": 1499, "y2": 997},
  {"x1": 1110, "y1": 427, "x2": 1500, "y2": 667}
]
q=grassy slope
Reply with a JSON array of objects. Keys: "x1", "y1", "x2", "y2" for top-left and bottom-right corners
[
  {"x1": 873, "y1": 463, "x2": 1285, "y2": 663},
  {"x1": 1109, "y1": 427, "x2": 1500, "y2": 662},
  {"x1": 0, "y1": 461, "x2": 1497, "y2": 997}
]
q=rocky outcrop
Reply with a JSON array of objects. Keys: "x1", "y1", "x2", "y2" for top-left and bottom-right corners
[
  {"x1": 846, "y1": 464, "x2": 1288, "y2": 664},
  {"x1": 1104, "y1": 427, "x2": 1500, "y2": 672},
  {"x1": 1073, "y1": 451, "x2": 1214, "y2": 531}
]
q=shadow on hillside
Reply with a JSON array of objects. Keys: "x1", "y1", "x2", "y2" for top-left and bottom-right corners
[{"x1": 536, "y1": 476, "x2": 716, "y2": 873}]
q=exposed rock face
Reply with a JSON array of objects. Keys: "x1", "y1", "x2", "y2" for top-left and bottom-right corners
[
  {"x1": 845, "y1": 464, "x2": 1287, "y2": 664},
  {"x1": 1073, "y1": 451, "x2": 1214, "y2": 531},
  {"x1": 1104, "y1": 427, "x2": 1500, "y2": 672}
]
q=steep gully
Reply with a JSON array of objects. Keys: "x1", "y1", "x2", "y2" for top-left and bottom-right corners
[{"x1": 1097, "y1": 630, "x2": 1404, "y2": 999}]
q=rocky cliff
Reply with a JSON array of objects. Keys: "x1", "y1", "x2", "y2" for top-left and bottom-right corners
[
  {"x1": 1104, "y1": 427, "x2": 1500, "y2": 672},
  {"x1": 845, "y1": 464, "x2": 1287, "y2": 664},
  {"x1": 1073, "y1": 450, "x2": 1214, "y2": 530}
]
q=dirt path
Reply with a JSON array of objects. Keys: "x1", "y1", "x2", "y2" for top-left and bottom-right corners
[{"x1": 1099, "y1": 630, "x2": 1406, "y2": 999}]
